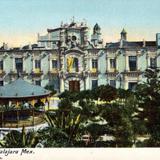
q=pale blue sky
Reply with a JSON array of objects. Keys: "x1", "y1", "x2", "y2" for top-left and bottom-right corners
[{"x1": 0, "y1": 0, "x2": 160, "y2": 46}]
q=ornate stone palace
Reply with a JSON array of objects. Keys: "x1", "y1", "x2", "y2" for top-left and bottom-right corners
[{"x1": 0, "y1": 20, "x2": 159, "y2": 92}]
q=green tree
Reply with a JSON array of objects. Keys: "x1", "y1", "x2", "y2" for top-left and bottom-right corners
[
  {"x1": 0, "y1": 126, "x2": 38, "y2": 148},
  {"x1": 93, "y1": 85, "x2": 117, "y2": 102},
  {"x1": 135, "y1": 68, "x2": 160, "y2": 146},
  {"x1": 101, "y1": 101, "x2": 134, "y2": 147},
  {"x1": 83, "y1": 123, "x2": 108, "y2": 147},
  {"x1": 37, "y1": 126, "x2": 70, "y2": 147}
]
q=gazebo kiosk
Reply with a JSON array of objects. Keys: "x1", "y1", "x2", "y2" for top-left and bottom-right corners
[{"x1": 0, "y1": 78, "x2": 51, "y2": 128}]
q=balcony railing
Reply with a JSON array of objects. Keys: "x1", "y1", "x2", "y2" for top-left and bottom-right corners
[
  {"x1": 67, "y1": 68, "x2": 79, "y2": 73},
  {"x1": 9, "y1": 70, "x2": 17, "y2": 76},
  {"x1": 91, "y1": 68, "x2": 97, "y2": 73},
  {"x1": 48, "y1": 68, "x2": 59, "y2": 76},
  {"x1": 65, "y1": 72, "x2": 83, "y2": 79},
  {"x1": 9, "y1": 70, "x2": 28, "y2": 76},
  {"x1": 122, "y1": 69, "x2": 142, "y2": 77},
  {"x1": 90, "y1": 68, "x2": 98, "y2": 77},
  {"x1": 0, "y1": 70, "x2": 6, "y2": 77},
  {"x1": 31, "y1": 68, "x2": 43, "y2": 76},
  {"x1": 21, "y1": 70, "x2": 28, "y2": 76},
  {"x1": 106, "y1": 70, "x2": 118, "y2": 77}
]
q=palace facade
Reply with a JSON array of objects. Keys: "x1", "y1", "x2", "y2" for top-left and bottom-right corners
[{"x1": 0, "y1": 20, "x2": 159, "y2": 93}]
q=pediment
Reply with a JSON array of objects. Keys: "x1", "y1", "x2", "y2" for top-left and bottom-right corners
[{"x1": 64, "y1": 48, "x2": 85, "y2": 55}]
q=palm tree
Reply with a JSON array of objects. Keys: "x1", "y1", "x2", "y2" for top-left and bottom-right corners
[
  {"x1": 0, "y1": 126, "x2": 38, "y2": 148},
  {"x1": 40, "y1": 89, "x2": 104, "y2": 147},
  {"x1": 38, "y1": 109, "x2": 82, "y2": 147}
]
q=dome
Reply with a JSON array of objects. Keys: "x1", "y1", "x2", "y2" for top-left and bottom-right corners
[{"x1": 0, "y1": 78, "x2": 51, "y2": 99}]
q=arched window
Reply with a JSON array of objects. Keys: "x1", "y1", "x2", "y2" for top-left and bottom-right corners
[
  {"x1": 73, "y1": 57, "x2": 78, "y2": 72},
  {"x1": 67, "y1": 57, "x2": 79, "y2": 72}
]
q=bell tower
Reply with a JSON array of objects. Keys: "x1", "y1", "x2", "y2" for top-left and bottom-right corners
[
  {"x1": 91, "y1": 23, "x2": 103, "y2": 47},
  {"x1": 121, "y1": 28, "x2": 127, "y2": 41}
]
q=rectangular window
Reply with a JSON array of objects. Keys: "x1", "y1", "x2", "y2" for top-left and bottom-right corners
[
  {"x1": 110, "y1": 59, "x2": 116, "y2": 69},
  {"x1": 52, "y1": 60, "x2": 58, "y2": 69},
  {"x1": 150, "y1": 58, "x2": 157, "y2": 69},
  {"x1": 110, "y1": 80, "x2": 116, "y2": 88},
  {"x1": 0, "y1": 60, "x2": 3, "y2": 70},
  {"x1": 129, "y1": 56, "x2": 137, "y2": 71},
  {"x1": 15, "y1": 58, "x2": 23, "y2": 72},
  {"x1": 35, "y1": 80, "x2": 41, "y2": 86},
  {"x1": 35, "y1": 60, "x2": 41, "y2": 69},
  {"x1": 0, "y1": 81, "x2": 3, "y2": 86},
  {"x1": 128, "y1": 82, "x2": 137, "y2": 91},
  {"x1": 92, "y1": 80, "x2": 98, "y2": 89},
  {"x1": 92, "y1": 59, "x2": 98, "y2": 69}
]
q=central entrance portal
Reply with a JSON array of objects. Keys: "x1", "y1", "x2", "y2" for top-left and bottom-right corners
[{"x1": 69, "y1": 80, "x2": 80, "y2": 92}]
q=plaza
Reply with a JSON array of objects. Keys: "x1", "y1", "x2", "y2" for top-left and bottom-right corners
[{"x1": 0, "y1": 19, "x2": 160, "y2": 147}]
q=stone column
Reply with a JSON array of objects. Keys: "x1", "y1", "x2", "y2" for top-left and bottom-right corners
[
  {"x1": 137, "y1": 56, "x2": 139, "y2": 70},
  {"x1": 60, "y1": 78, "x2": 65, "y2": 92},
  {"x1": 124, "y1": 80, "x2": 128, "y2": 90},
  {"x1": 31, "y1": 55, "x2": 35, "y2": 71},
  {"x1": 125, "y1": 55, "x2": 129, "y2": 71},
  {"x1": 89, "y1": 57, "x2": 92, "y2": 72},
  {"x1": 12, "y1": 57, "x2": 15, "y2": 72},
  {"x1": 48, "y1": 55, "x2": 51, "y2": 72},
  {"x1": 123, "y1": 75, "x2": 128, "y2": 89},
  {"x1": 2, "y1": 57, "x2": 5, "y2": 73},
  {"x1": 107, "y1": 57, "x2": 110, "y2": 71},
  {"x1": 116, "y1": 58, "x2": 118, "y2": 71},
  {"x1": 23, "y1": 57, "x2": 25, "y2": 72},
  {"x1": 78, "y1": 56, "x2": 82, "y2": 72},
  {"x1": 61, "y1": 56, "x2": 64, "y2": 72},
  {"x1": 50, "y1": 59, "x2": 52, "y2": 72},
  {"x1": 146, "y1": 55, "x2": 149, "y2": 68}
]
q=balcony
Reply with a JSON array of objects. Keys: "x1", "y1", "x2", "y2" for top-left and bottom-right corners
[
  {"x1": 90, "y1": 68, "x2": 98, "y2": 77},
  {"x1": 21, "y1": 70, "x2": 28, "y2": 76},
  {"x1": 48, "y1": 69, "x2": 59, "y2": 76},
  {"x1": 0, "y1": 70, "x2": 6, "y2": 77},
  {"x1": 122, "y1": 69, "x2": 142, "y2": 77},
  {"x1": 67, "y1": 67, "x2": 79, "y2": 73},
  {"x1": 106, "y1": 69, "x2": 118, "y2": 77},
  {"x1": 9, "y1": 70, "x2": 28, "y2": 77},
  {"x1": 65, "y1": 72, "x2": 83, "y2": 79},
  {"x1": 31, "y1": 68, "x2": 43, "y2": 77},
  {"x1": 9, "y1": 70, "x2": 17, "y2": 76},
  {"x1": 106, "y1": 70, "x2": 119, "y2": 77}
]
